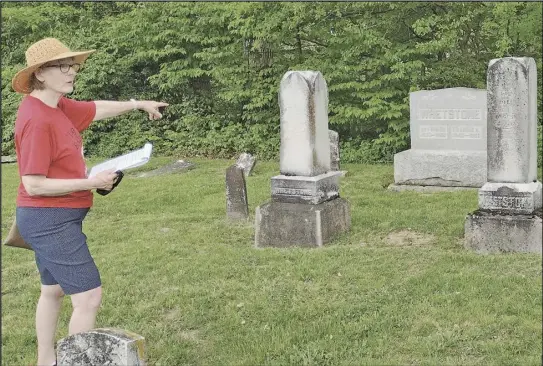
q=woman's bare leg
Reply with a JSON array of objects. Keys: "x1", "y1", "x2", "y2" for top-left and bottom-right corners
[
  {"x1": 68, "y1": 286, "x2": 102, "y2": 335},
  {"x1": 36, "y1": 284, "x2": 64, "y2": 366}
]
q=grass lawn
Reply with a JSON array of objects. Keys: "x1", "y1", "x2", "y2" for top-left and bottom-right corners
[{"x1": 2, "y1": 157, "x2": 542, "y2": 366}]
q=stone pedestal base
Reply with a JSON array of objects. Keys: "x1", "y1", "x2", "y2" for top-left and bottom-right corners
[
  {"x1": 271, "y1": 171, "x2": 341, "y2": 204},
  {"x1": 464, "y1": 210, "x2": 542, "y2": 253},
  {"x1": 388, "y1": 184, "x2": 477, "y2": 193},
  {"x1": 478, "y1": 181, "x2": 542, "y2": 214},
  {"x1": 255, "y1": 198, "x2": 351, "y2": 248},
  {"x1": 394, "y1": 149, "x2": 486, "y2": 187}
]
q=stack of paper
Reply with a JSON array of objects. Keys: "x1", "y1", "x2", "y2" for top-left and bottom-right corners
[{"x1": 88, "y1": 143, "x2": 153, "y2": 178}]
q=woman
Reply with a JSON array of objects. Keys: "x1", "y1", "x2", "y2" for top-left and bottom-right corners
[{"x1": 11, "y1": 37, "x2": 168, "y2": 366}]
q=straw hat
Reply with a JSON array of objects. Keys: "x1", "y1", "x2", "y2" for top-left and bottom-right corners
[{"x1": 11, "y1": 38, "x2": 95, "y2": 94}]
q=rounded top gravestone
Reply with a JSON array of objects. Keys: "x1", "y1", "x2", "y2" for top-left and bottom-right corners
[{"x1": 279, "y1": 71, "x2": 331, "y2": 177}]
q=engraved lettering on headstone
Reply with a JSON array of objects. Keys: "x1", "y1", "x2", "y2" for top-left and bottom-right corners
[
  {"x1": 451, "y1": 126, "x2": 482, "y2": 140},
  {"x1": 480, "y1": 193, "x2": 531, "y2": 210},
  {"x1": 418, "y1": 109, "x2": 482, "y2": 120},
  {"x1": 495, "y1": 104, "x2": 516, "y2": 129},
  {"x1": 419, "y1": 125, "x2": 448, "y2": 139},
  {"x1": 409, "y1": 88, "x2": 487, "y2": 152},
  {"x1": 274, "y1": 188, "x2": 312, "y2": 196}
]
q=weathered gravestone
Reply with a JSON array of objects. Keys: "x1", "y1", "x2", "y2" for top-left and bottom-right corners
[
  {"x1": 255, "y1": 71, "x2": 351, "y2": 247},
  {"x1": 236, "y1": 153, "x2": 256, "y2": 177},
  {"x1": 329, "y1": 130, "x2": 340, "y2": 171},
  {"x1": 226, "y1": 165, "x2": 249, "y2": 220},
  {"x1": 135, "y1": 160, "x2": 194, "y2": 178},
  {"x1": 465, "y1": 57, "x2": 542, "y2": 253},
  {"x1": 392, "y1": 87, "x2": 488, "y2": 190},
  {"x1": 56, "y1": 328, "x2": 145, "y2": 366}
]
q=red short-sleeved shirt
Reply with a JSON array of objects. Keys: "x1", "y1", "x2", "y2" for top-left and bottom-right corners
[{"x1": 15, "y1": 95, "x2": 96, "y2": 208}]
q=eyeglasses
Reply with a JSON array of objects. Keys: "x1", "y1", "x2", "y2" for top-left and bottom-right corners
[{"x1": 42, "y1": 63, "x2": 81, "y2": 73}]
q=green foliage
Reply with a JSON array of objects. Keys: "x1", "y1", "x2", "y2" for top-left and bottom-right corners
[{"x1": 2, "y1": 2, "x2": 542, "y2": 163}]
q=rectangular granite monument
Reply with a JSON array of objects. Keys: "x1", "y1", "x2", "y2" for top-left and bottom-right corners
[{"x1": 392, "y1": 87, "x2": 488, "y2": 189}]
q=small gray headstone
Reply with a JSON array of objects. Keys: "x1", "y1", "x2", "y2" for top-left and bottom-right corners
[
  {"x1": 1, "y1": 156, "x2": 17, "y2": 164},
  {"x1": 136, "y1": 160, "x2": 194, "y2": 178},
  {"x1": 236, "y1": 153, "x2": 256, "y2": 177},
  {"x1": 226, "y1": 165, "x2": 249, "y2": 220},
  {"x1": 328, "y1": 130, "x2": 340, "y2": 171},
  {"x1": 56, "y1": 328, "x2": 145, "y2": 366}
]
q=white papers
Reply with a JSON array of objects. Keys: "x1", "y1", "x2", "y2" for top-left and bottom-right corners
[{"x1": 88, "y1": 143, "x2": 153, "y2": 178}]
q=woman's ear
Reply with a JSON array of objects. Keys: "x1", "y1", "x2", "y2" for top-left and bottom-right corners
[{"x1": 34, "y1": 69, "x2": 45, "y2": 83}]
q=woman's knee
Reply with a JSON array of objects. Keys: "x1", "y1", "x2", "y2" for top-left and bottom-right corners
[
  {"x1": 40, "y1": 284, "x2": 65, "y2": 299},
  {"x1": 71, "y1": 286, "x2": 102, "y2": 310}
]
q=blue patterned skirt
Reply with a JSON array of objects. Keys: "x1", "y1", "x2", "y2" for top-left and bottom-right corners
[{"x1": 16, "y1": 207, "x2": 101, "y2": 295}]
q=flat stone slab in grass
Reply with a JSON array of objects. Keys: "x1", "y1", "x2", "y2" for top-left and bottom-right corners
[
  {"x1": 386, "y1": 229, "x2": 436, "y2": 247},
  {"x1": 1, "y1": 156, "x2": 17, "y2": 163},
  {"x1": 388, "y1": 184, "x2": 478, "y2": 193},
  {"x1": 57, "y1": 328, "x2": 145, "y2": 366},
  {"x1": 135, "y1": 160, "x2": 194, "y2": 178}
]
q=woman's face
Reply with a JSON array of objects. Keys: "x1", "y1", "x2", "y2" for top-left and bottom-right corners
[{"x1": 34, "y1": 57, "x2": 79, "y2": 94}]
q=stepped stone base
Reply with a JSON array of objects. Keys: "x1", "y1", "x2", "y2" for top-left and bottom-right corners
[
  {"x1": 394, "y1": 149, "x2": 486, "y2": 188},
  {"x1": 464, "y1": 209, "x2": 542, "y2": 254},
  {"x1": 255, "y1": 198, "x2": 351, "y2": 248},
  {"x1": 271, "y1": 171, "x2": 341, "y2": 204}
]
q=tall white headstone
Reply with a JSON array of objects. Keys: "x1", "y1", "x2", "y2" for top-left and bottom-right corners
[
  {"x1": 486, "y1": 57, "x2": 538, "y2": 183},
  {"x1": 255, "y1": 71, "x2": 350, "y2": 247},
  {"x1": 279, "y1": 71, "x2": 331, "y2": 177},
  {"x1": 478, "y1": 57, "x2": 542, "y2": 214},
  {"x1": 465, "y1": 57, "x2": 542, "y2": 253}
]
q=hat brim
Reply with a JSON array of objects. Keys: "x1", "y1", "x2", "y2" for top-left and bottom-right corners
[{"x1": 11, "y1": 49, "x2": 96, "y2": 94}]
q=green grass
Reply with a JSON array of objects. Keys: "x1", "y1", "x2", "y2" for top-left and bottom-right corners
[{"x1": 2, "y1": 158, "x2": 542, "y2": 366}]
